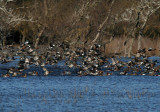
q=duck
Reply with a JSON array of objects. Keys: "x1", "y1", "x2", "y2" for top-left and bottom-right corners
[
  {"x1": 2, "y1": 73, "x2": 10, "y2": 78},
  {"x1": 130, "y1": 73, "x2": 137, "y2": 76},
  {"x1": 28, "y1": 47, "x2": 34, "y2": 54},
  {"x1": 149, "y1": 71, "x2": 155, "y2": 76},
  {"x1": 111, "y1": 58, "x2": 116, "y2": 65},
  {"x1": 34, "y1": 55, "x2": 39, "y2": 61},
  {"x1": 68, "y1": 63, "x2": 74, "y2": 68},
  {"x1": 17, "y1": 65, "x2": 25, "y2": 72},
  {"x1": 22, "y1": 74, "x2": 27, "y2": 78},
  {"x1": 8, "y1": 67, "x2": 16, "y2": 74},
  {"x1": 25, "y1": 57, "x2": 30, "y2": 64},
  {"x1": 98, "y1": 70, "x2": 103, "y2": 76},
  {"x1": 44, "y1": 70, "x2": 49, "y2": 76},
  {"x1": 104, "y1": 72, "x2": 112, "y2": 76},
  {"x1": 141, "y1": 73, "x2": 146, "y2": 76},
  {"x1": 24, "y1": 40, "x2": 29, "y2": 45},
  {"x1": 40, "y1": 62, "x2": 45, "y2": 67},
  {"x1": 29, "y1": 71, "x2": 38, "y2": 76},
  {"x1": 12, "y1": 72, "x2": 17, "y2": 77},
  {"x1": 120, "y1": 71, "x2": 128, "y2": 75},
  {"x1": 148, "y1": 48, "x2": 156, "y2": 51},
  {"x1": 154, "y1": 74, "x2": 160, "y2": 76},
  {"x1": 43, "y1": 67, "x2": 53, "y2": 76},
  {"x1": 63, "y1": 71, "x2": 71, "y2": 75},
  {"x1": 77, "y1": 70, "x2": 83, "y2": 76},
  {"x1": 11, "y1": 56, "x2": 16, "y2": 60},
  {"x1": 1, "y1": 58, "x2": 8, "y2": 64}
]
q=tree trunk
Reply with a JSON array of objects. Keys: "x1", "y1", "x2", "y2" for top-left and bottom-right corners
[
  {"x1": 22, "y1": 35, "x2": 25, "y2": 44},
  {"x1": 93, "y1": 32, "x2": 100, "y2": 43},
  {"x1": 103, "y1": 36, "x2": 114, "y2": 56},
  {"x1": 124, "y1": 36, "x2": 128, "y2": 57},
  {"x1": 137, "y1": 35, "x2": 141, "y2": 50},
  {"x1": 34, "y1": 27, "x2": 45, "y2": 49},
  {"x1": 92, "y1": 0, "x2": 115, "y2": 43},
  {"x1": 21, "y1": 30, "x2": 26, "y2": 44},
  {"x1": 128, "y1": 38, "x2": 135, "y2": 57},
  {"x1": 48, "y1": 37, "x2": 51, "y2": 45},
  {"x1": 34, "y1": 0, "x2": 48, "y2": 49},
  {"x1": 104, "y1": 44, "x2": 106, "y2": 55},
  {"x1": 35, "y1": 37, "x2": 40, "y2": 49},
  {"x1": 124, "y1": 45, "x2": 127, "y2": 57},
  {"x1": 2, "y1": 36, "x2": 6, "y2": 47}
]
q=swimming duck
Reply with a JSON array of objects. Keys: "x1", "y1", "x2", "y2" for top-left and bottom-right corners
[
  {"x1": 29, "y1": 71, "x2": 38, "y2": 76},
  {"x1": 12, "y1": 72, "x2": 17, "y2": 77},
  {"x1": 25, "y1": 57, "x2": 30, "y2": 64},
  {"x1": 43, "y1": 67, "x2": 50, "y2": 76},
  {"x1": 34, "y1": 55, "x2": 39, "y2": 61},
  {"x1": 8, "y1": 67, "x2": 16, "y2": 74},
  {"x1": 1, "y1": 58, "x2": 8, "y2": 64},
  {"x1": 120, "y1": 71, "x2": 128, "y2": 75},
  {"x1": 104, "y1": 72, "x2": 112, "y2": 76},
  {"x1": 111, "y1": 58, "x2": 116, "y2": 65},
  {"x1": 63, "y1": 71, "x2": 71, "y2": 75},
  {"x1": 2, "y1": 73, "x2": 10, "y2": 78},
  {"x1": 22, "y1": 74, "x2": 27, "y2": 78}
]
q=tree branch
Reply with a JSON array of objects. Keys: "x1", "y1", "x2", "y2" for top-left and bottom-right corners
[{"x1": 92, "y1": 0, "x2": 115, "y2": 43}]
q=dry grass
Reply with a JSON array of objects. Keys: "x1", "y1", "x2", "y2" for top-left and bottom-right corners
[{"x1": 105, "y1": 37, "x2": 160, "y2": 56}]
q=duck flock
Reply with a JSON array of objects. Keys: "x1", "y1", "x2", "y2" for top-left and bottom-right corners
[{"x1": 0, "y1": 41, "x2": 160, "y2": 77}]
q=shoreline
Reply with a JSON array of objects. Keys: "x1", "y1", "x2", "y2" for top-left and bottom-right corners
[{"x1": 0, "y1": 42, "x2": 159, "y2": 77}]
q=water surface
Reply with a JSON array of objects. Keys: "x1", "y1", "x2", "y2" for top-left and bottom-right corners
[{"x1": 0, "y1": 76, "x2": 159, "y2": 112}]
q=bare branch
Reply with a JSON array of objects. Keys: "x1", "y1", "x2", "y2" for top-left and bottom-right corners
[
  {"x1": 0, "y1": 1, "x2": 36, "y2": 27},
  {"x1": 92, "y1": 0, "x2": 115, "y2": 43}
]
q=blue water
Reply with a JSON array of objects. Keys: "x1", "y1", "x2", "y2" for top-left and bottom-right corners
[
  {"x1": 0, "y1": 56, "x2": 160, "y2": 112},
  {"x1": 0, "y1": 76, "x2": 160, "y2": 112}
]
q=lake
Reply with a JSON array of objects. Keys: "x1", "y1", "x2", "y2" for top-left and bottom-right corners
[
  {"x1": 0, "y1": 75, "x2": 160, "y2": 112},
  {"x1": 0, "y1": 56, "x2": 160, "y2": 112}
]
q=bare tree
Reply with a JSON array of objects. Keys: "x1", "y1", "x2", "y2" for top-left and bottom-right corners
[
  {"x1": 31, "y1": 0, "x2": 48, "y2": 49},
  {"x1": 114, "y1": 0, "x2": 160, "y2": 57},
  {"x1": 0, "y1": 1, "x2": 34, "y2": 26},
  {"x1": 92, "y1": 0, "x2": 115, "y2": 43},
  {"x1": 0, "y1": 0, "x2": 35, "y2": 46}
]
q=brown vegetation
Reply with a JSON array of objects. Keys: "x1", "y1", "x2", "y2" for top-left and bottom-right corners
[{"x1": 0, "y1": 0, "x2": 160, "y2": 56}]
